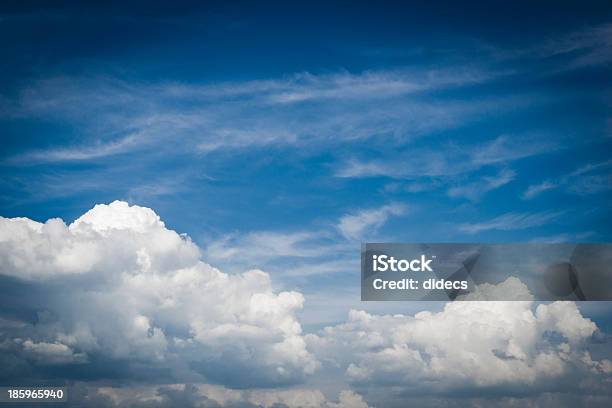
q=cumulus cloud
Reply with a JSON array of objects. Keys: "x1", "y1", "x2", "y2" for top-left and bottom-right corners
[
  {"x1": 456, "y1": 276, "x2": 534, "y2": 301},
  {"x1": 306, "y1": 299, "x2": 609, "y2": 398},
  {"x1": 0, "y1": 201, "x2": 200, "y2": 280},
  {"x1": 0, "y1": 201, "x2": 317, "y2": 387},
  {"x1": 1, "y1": 201, "x2": 611, "y2": 407}
]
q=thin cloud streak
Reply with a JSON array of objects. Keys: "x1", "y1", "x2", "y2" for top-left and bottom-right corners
[
  {"x1": 447, "y1": 168, "x2": 516, "y2": 201},
  {"x1": 470, "y1": 135, "x2": 557, "y2": 166},
  {"x1": 522, "y1": 180, "x2": 556, "y2": 200},
  {"x1": 335, "y1": 134, "x2": 556, "y2": 180},
  {"x1": 458, "y1": 211, "x2": 564, "y2": 234},
  {"x1": 337, "y1": 203, "x2": 407, "y2": 241},
  {"x1": 522, "y1": 159, "x2": 612, "y2": 199},
  {"x1": 7, "y1": 134, "x2": 142, "y2": 164},
  {"x1": 490, "y1": 22, "x2": 612, "y2": 71}
]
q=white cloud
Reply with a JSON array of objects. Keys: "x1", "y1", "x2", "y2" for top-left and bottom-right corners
[
  {"x1": 335, "y1": 133, "x2": 554, "y2": 181},
  {"x1": 456, "y1": 277, "x2": 534, "y2": 301},
  {"x1": 523, "y1": 160, "x2": 612, "y2": 200},
  {"x1": 522, "y1": 180, "x2": 557, "y2": 200},
  {"x1": 470, "y1": 135, "x2": 556, "y2": 166},
  {"x1": 567, "y1": 174, "x2": 612, "y2": 195},
  {"x1": 281, "y1": 258, "x2": 357, "y2": 278},
  {"x1": 337, "y1": 203, "x2": 407, "y2": 240},
  {"x1": 458, "y1": 211, "x2": 563, "y2": 234},
  {"x1": 206, "y1": 231, "x2": 327, "y2": 264},
  {"x1": 448, "y1": 168, "x2": 516, "y2": 201},
  {"x1": 536, "y1": 23, "x2": 612, "y2": 69},
  {"x1": 0, "y1": 200, "x2": 200, "y2": 279},
  {"x1": 263, "y1": 67, "x2": 493, "y2": 104},
  {"x1": 1, "y1": 201, "x2": 610, "y2": 406},
  {"x1": 203, "y1": 230, "x2": 359, "y2": 286},
  {"x1": 535, "y1": 302, "x2": 597, "y2": 343},
  {"x1": 3, "y1": 65, "x2": 513, "y2": 165},
  {"x1": 9, "y1": 134, "x2": 142, "y2": 163},
  {"x1": 491, "y1": 23, "x2": 612, "y2": 73},
  {"x1": 306, "y1": 297, "x2": 607, "y2": 397},
  {"x1": 529, "y1": 231, "x2": 595, "y2": 243},
  {"x1": 0, "y1": 201, "x2": 318, "y2": 386},
  {"x1": 334, "y1": 152, "x2": 472, "y2": 179}
]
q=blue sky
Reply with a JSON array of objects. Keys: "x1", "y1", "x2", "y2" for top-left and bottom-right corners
[
  {"x1": 1, "y1": 2, "x2": 611, "y2": 320},
  {"x1": 0, "y1": 2, "x2": 611, "y2": 406}
]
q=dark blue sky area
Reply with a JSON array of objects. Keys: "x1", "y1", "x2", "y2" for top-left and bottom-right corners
[{"x1": 2, "y1": 1, "x2": 612, "y2": 82}]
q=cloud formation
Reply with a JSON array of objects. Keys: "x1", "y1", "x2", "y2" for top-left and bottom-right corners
[
  {"x1": 1, "y1": 201, "x2": 610, "y2": 407},
  {"x1": 522, "y1": 160, "x2": 612, "y2": 200},
  {"x1": 447, "y1": 168, "x2": 516, "y2": 201},
  {"x1": 334, "y1": 134, "x2": 555, "y2": 180},
  {"x1": 307, "y1": 300, "x2": 610, "y2": 399},
  {"x1": 0, "y1": 201, "x2": 317, "y2": 387},
  {"x1": 337, "y1": 203, "x2": 407, "y2": 241},
  {"x1": 458, "y1": 211, "x2": 564, "y2": 234},
  {"x1": 2, "y1": 66, "x2": 499, "y2": 165}
]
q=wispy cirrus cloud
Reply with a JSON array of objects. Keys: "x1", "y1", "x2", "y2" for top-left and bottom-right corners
[
  {"x1": 7, "y1": 21, "x2": 594, "y2": 169},
  {"x1": 522, "y1": 159, "x2": 612, "y2": 199},
  {"x1": 334, "y1": 152, "x2": 468, "y2": 179},
  {"x1": 7, "y1": 133, "x2": 142, "y2": 164},
  {"x1": 566, "y1": 160, "x2": 612, "y2": 195},
  {"x1": 522, "y1": 180, "x2": 557, "y2": 200},
  {"x1": 337, "y1": 203, "x2": 407, "y2": 241},
  {"x1": 335, "y1": 134, "x2": 555, "y2": 180},
  {"x1": 1, "y1": 64, "x2": 507, "y2": 165},
  {"x1": 528, "y1": 231, "x2": 595, "y2": 243},
  {"x1": 204, "y1": 201, "x2": 408, "y2": 275},
  {"x1": 458, "y1": 210, "x2": 564, "y2": 234},
  {"x1": 490, "y1": 22, "x2": 612, "y2": 71},
  {"x1": 205, "y1": 230, "x2": 331, "y2": 265},
  {"x1": 470, "y1": 135, "x2": 557, "y2": 166},
  {"x1": 262, "y1": 67, "x2": 497, "y2": 104},
  {"x1": 204, "y1": 202, "x2": 408, "y2": 281},
  {"x1": 447, "y1": 168, "x2": 516, "y2": 201},
  {"x1": 534, "y1": 22, "x2": 612, "y2": 69}
]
